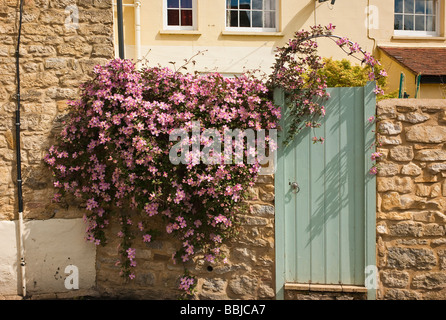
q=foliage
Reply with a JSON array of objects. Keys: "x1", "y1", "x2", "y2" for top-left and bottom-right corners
[
  {"x1": 44, "y1": 59, "x2": 280, "y2": 285},
  {"x1": 318, "y1": 58, "x2": 397, "y2": 102},
  {"x1": 377, "y1": 89, "x2": 399, "y2": 101},
  {"x1": 318, "y1": 57, "x2": 387, "y2": 89}
]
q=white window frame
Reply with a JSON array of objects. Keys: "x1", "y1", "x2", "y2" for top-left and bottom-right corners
[
  {"x1": 163, "y1": 0, "x2": 197, "y2": 31},
  {"x1": 225, "y1": 0, "x2": 278, "y2": 32},
  {"x1": 394, "y1": 0, "x2": 440, "y2": 37}
]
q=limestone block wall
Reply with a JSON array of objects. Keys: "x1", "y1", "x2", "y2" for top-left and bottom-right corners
[
  {"x1": 0, "y1": 0, "x2": 114, "y2": 297},
  {"x1": 95, "y1": 175, "x2": 276, "y2": 300},
  {"x1": 376, "y1": 99, "x2": 446, "y2": 300}
]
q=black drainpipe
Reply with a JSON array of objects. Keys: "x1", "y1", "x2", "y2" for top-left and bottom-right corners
[
  {"x1": 15, "y1": 0, "x2": 26, "y2": 297},
  {"x1": 15, "y1": 0, "x2": 24, "y2": 224},
  {"x1": 117, "y1": 0, "x2": 125, "y2": 59}
]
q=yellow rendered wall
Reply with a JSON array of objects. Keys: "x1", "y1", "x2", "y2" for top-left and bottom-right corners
[
  {"x1": 379, "y1": 50, "x2": 446, "y2": 100},
  {"x1": 419, "y1": 84, "x2": 446, "y2": 99},
  {"x1": 115, "y1": 1, "x2": 377, "y2": 70},
  {"x1": 114, "y1": 0, "x2": 446, "y2": 97},
  {"x1": 379, "y1": 51, "x2": 417, "y2": 97}
]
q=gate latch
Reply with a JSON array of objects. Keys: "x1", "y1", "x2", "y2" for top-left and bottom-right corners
[{"x1": 289, "y1": 181, "x2": 300, "y2": 193}]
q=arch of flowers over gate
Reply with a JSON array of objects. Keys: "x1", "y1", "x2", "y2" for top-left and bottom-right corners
[{"x1": 44, "y1": 24, "x2": 386, "y2": 297}]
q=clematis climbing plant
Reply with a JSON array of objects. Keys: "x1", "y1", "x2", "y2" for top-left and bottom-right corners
[
  {"x1": 267, "y1": 24, "x2": 386, "y2": 146},
  {"x1": 45, "y1": 58, "x2": 280, "y2": 283}
]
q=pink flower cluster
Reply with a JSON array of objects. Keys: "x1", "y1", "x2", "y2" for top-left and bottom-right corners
[
  {"x1": 44, "y1": 58, "x2": 280, "y2": 281},
  {"x1": 178, "y1": 275, "x2": 196, "y2": 296},
  {"x1": 369, "y1": 152, "x2": 383, "y2": 175}
]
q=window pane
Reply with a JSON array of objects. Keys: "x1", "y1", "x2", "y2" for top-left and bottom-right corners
[
  {"x1": 264, "y1": 11, "x2": 275, "y2": 28},
  {"x1": 252, "y1": 10, "x2": 262, "y2": 27},
  {"x1": 227, "y1": 0, "x2": 236, "y2": 9},
  {"x1": 415, "y1": 0, "x2": 425, "y2": 13},
  {"x1": 229, "y1": 10, "x2": 238, "y2": 27},
  {"x1": 168, "y1": 0, "x2": 179, "y2": 9},
  {"x1": 265, "y1": 0, "x2": 275, "y2": 10},
  {"x1": 427, "y1": 15, "x2": 435, "y2": 31},
  {"x1": 415, "y1": 15, "x2": 425, "y2": 30},
  {"x1": 394, "y1": 14, "x2": 403, "y2": 29},
  {"x1": 252, "y1": 0, "x2": 262, "y2": 10},
  {"x1": 404, "y1": 14, "x2": 414, "y2": 29},
  {"x1": 181, "y1": 9, "x2": 193, "y2": 25},
  {"x1": 426, "y1": 0, "x2": 434, "y2": 14},
  {"x1": 181, "y1": 0, "x2": 192, "y2": 8},
  {"x1": 395, "y1": 0, "x2": 403, "y2": 13},
  {"x1": 240, "y1": 10, "x2": 251, "y2": 27},
  {"x1": 240, "y1": 0, "x2": 250, "y2": 9},
  {"x1": 167, "y1": 9, "x2": 179, "y2": 25},
  {"x1": 404, "y1": 0, "x2": 414, "y2": 13}
]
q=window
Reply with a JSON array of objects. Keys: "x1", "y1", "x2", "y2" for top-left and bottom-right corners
[
  {"x1": 394, "y1": 0, "x2": 438, "y2": 36},
  {"x1": 226, "y1": 0, "x2": 277, "y2": 32},
  {"x1": 165, "y1": 0, "x2": 196, "y2": 30}
]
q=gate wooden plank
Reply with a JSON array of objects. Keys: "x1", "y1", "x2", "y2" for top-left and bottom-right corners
[
  {"x1": 295, "y1": 128, "x2": 311, "y2": 283},
  {"x1": 323, "y1": 87, "x2": 341, "y2": 284},
  {"x1": 353, "y1": 86, "x2": 366, "y2": 285},
  {"x1": 274, "y1": 88, "x2": 286, "y2": 300},
  {"x1": 364, "y1": 82, "x2": 377, "y2": 300},
  {"x1": 309, "y1": 123, "x2": 326, "y2": 284},
  {"x1": 284, "y1": 129, "x2": 296, "y2": 282},
  {"x1": 338, "y1": 87, "x2": 354, "y2": 284}
]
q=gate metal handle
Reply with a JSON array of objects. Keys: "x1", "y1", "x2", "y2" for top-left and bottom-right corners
[{"x1": 290, "y1": 182, "x2": 300, "y2": 193}]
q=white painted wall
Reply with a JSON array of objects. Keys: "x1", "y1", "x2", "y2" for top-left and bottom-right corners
[
  {"x1": 0, "y1": 221, "x2": 19, "y2": 295},
  {"x1": 0, "y1": 218, "x2": 96, "y2": 297}
]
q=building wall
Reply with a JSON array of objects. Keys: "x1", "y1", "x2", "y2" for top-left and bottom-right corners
[
  {"x1": 0, "y1": 0, "x2": 114, "y2": 298},
  {"x1": 378, "y1": 51, "x2": 446, "y2": 100},
  {"x1": 117, "y1": 0, "x2": 446, "y2": 97},
  {"x1": 118, "y1": 0, "x2": 376, "y2": 73},
  {"x1": 376, "y1": 99, "x2": 446, "y2": 300},
  {"x1": 378, "y1": 51, "x2": 418, "y2": 98}
]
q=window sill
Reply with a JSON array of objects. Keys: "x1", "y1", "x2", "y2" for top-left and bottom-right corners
[
  {"x1": 392, "y1": 35, "x2": 446, "y2": 41},
  {"x1": 159, "y1": 30, "x2": 202, "y2": 36},
  {"x1": 221, "y1": 31, "x2": 284, "y2": 37}
]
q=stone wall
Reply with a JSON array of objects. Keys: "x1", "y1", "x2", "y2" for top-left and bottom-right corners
[
  {"x1": 0, "y1": 0, "x2": 114, "y2": 297},
  {"x1": 0, "y1": 0, "x2": 114, "y2": 220},
  {"x1": 376, "y1": 99, "x2": 446, "y2": 300},
  {"x1": 95, "y1": 175, "x2": 276, "y2": 300}
]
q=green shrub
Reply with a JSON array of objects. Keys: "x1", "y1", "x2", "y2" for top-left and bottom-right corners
[{"x1": 318, "y1": 58, "x2": 385, "y2": 88}]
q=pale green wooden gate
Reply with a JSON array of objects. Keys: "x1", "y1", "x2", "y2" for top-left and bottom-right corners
[{"x1": 275, "y1": 82, "x2": 376, "y2": 300}]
